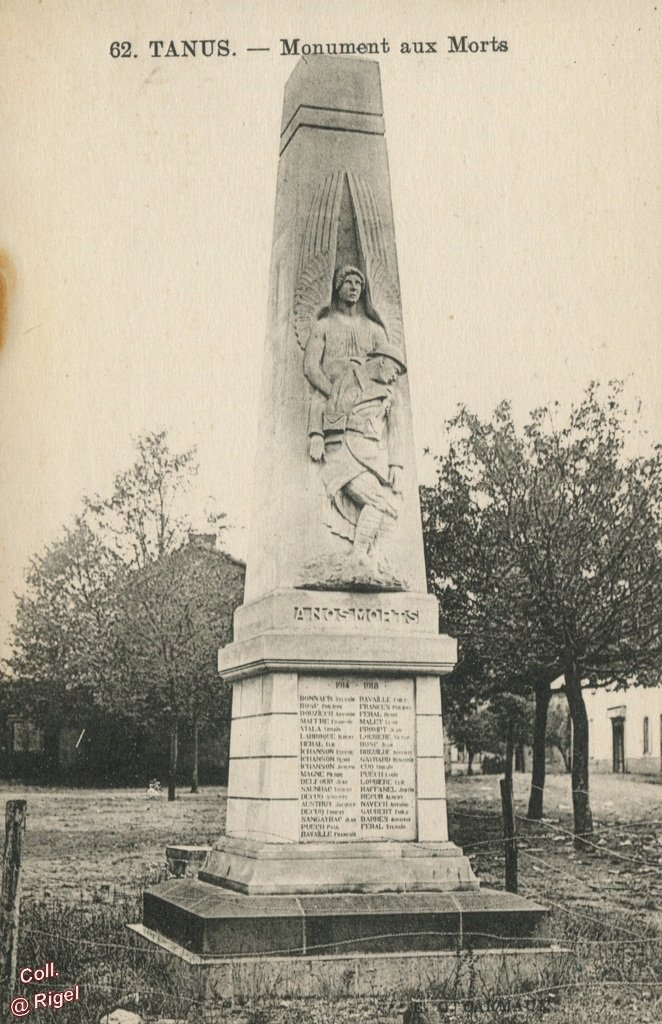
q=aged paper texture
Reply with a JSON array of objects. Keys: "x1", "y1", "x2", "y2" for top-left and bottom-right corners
[{"x1": 0, "y1": 0, "x2": 659, "y2": 1015}]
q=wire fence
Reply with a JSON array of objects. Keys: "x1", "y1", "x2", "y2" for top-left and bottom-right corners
[
  {"x1": 4, "y1": 786, "x2": 662, "y2": 1023},
  {"x1": 13, "y1": 861, "x2": 662, "y2": 1022}
]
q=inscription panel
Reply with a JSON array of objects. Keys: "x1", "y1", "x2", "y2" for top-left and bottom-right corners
[
  {"x1": 294, "y1": 605, "x2": 420, "y2": 626},
  {"x1": 299, "y1": 676, "x2": 416, "y2": 842}
]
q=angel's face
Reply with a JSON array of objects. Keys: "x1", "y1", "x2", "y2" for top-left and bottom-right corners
[{"x1": 338, "y1": 274, "x2": 363, "y2": 305}]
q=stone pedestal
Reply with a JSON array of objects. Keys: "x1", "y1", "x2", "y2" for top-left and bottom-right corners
[{"x1": 200, "y1": 587, "x2": 476, "y2": 893}]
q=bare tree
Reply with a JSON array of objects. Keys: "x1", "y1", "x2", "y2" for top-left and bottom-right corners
[{"x1": 85, "y1": 431, "x2": 198, "y2": 568}]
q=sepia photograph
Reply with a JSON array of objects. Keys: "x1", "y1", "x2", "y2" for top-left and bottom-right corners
[{"x1": 0, "y1": 2, "x2": 660, "y2": 1021}]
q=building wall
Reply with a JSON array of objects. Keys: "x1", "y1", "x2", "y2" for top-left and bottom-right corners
[
  {"x1": 583, "y1": 684, "x2": 662, "y2": 775},
  {"x1": 1, "y1": 715, "x2": 231, "y2": 785}
]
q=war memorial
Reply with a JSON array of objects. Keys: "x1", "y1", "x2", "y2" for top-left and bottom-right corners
[{"x1": 132, "y1": 55, "x2": 549, "y2": 998}]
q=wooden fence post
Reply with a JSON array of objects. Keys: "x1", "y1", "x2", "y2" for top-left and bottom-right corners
[
  {"x1": 499, "y1": 778, "x2": 518, "y2": 893},
  {"x1": 0, "y1": 800, "x2": 27, "y2": 1009}
]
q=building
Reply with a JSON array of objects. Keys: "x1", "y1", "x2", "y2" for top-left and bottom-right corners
[{"x1": 584, "y1": 683, "x2": 662, "y2": 774}]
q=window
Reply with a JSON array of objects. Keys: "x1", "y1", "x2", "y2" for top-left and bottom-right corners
[
  {"x1": 11, "y1": 721, "x2": 43, "y2": 754},
  {"x1": 643, "y1": 717, "x2": 650, "y2": 755}
]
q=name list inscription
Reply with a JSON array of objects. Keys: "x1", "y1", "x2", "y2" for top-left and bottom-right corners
[{"x1": 299, "y1": 677, "x2": 416, "y2": 842}]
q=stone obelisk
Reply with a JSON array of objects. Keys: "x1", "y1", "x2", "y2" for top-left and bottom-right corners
[
  {"x1": 205, "y1": 55, "x2": 475, "y2": 893},
  {"x1": 139, "y1": 58, "x2": 547, "y2": 970}
]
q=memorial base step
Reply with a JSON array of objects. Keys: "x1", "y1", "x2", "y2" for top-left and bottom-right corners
[
  {"x1": 198, "y1": 837, "x2": 479, "y2": 895},
  {"x1": 141, "y1": 881, "x2": 549, "y2": 957},
  {"x1": 129, "y1": 922, "x2": 564, "y2": 1001}
]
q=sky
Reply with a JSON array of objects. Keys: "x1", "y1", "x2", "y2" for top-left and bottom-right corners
[{"x1": 0, "y1": 0, "x2": 659, "y2": 652}]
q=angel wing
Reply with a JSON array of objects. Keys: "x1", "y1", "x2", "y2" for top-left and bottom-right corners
[
  {"x1": 347, "y1": 172, "x2": 405, "y2": 355},
  {"x1": 292, "y1": 172, "x2": 344, "y2": 350}
]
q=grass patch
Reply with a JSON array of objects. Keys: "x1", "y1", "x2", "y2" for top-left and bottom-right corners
[
  {"x1": 16, "y1": 888, "x2": 662, "y2": 1023},
  {"x1": 8, "y1": 777, "x2": 662, "y2": 1022},
  {"x1": 16, "y1": 871, "x2": 214, "y2": 1023}
]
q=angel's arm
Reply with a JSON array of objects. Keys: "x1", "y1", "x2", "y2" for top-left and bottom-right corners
[{"x1": 303, "y1": 321, "x2": 332, "y2": 397}]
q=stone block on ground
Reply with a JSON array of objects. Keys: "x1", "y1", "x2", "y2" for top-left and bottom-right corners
[
  {"x1": 99, "y1": 1011, "x2": 143, "y2": 1024},
  {"x1": 165, "y1": 845, "x2": 211, "y2": 878}
]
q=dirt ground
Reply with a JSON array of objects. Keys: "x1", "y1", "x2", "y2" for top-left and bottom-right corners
[
  {"x1": 3, "y1": 783, "x2": 229, "y2": 898},
  {"x1": 4, "y1": 770, "x2": 661, "y2": 915},
  {"x1": 448, "y1": 771, "x2": 662, "y2": 929}
]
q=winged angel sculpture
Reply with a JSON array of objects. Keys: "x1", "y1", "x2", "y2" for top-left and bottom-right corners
[{"x1": 293, "y1": 172, "x2": 408, "y2": 590}]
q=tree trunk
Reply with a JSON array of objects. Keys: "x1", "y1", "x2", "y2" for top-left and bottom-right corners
[
  {"x1": 190, "y1": 715, "x2": 199, "y2": 794},
  {"x1": 168, "y1": 718, "x2": 178, "y2": 802},
  {"x1": 554, "y1": 742, "x2": 572, "y2": 774},
  {"x1": 527, "y1": 681, "x2": 551, "y2": 820},
  {"x1": 564, "y1": 661, "x2": 593, "y2": 845},
  {"x1": 515, "y1": 744, "x2": 525, "y2": 772},
  {"x1": 562, "y1": 745, "x2": 572, "y2": 774},
  {"x1": 466, "y1": 745, "x2": 474, "y2": 777}
]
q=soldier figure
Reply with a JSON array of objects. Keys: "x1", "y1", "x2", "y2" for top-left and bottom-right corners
[{"x1": 311, "y1": 343, "x2": 406, "y2": 559}]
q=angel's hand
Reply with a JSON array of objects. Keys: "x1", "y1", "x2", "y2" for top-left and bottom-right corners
[{"x1": 309, "y1": 435, "x2": 325, "y2": 462}]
